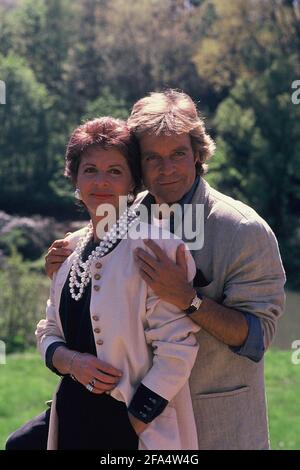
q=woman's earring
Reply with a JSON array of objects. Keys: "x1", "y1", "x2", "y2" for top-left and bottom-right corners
[
  {"x1": 127, "y1": 192, "x2": 135, "y2": 204},
  {"x1": 74, "y1": 188, "x2": 82, "y2": 200}
]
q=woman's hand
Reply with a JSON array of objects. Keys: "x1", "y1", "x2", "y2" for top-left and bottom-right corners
[
  {"x1": 52, "y1": 347, "x2": 123, "y2": 394},
  {"x1": 70, "y1": 352, "x2": 123, "y2": 394}
]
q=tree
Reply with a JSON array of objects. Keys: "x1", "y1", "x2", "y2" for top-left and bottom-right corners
[
  {"x1": 64, "y1": 0, "x2": 111, "y2": 119},
  {"x1": 11, "y1": 0, "x2": 74, "y2": 101},
  {"x1": 193, "y1": 0, "x2": 300, "y2": 94},
  {"x1": 209, "y1": 58, "x2": 300, "y2": 287},
  {"x1": 0, "y1": 53, "x2": 54, "y2": 213},
  {"x1": 0, "y1": 5, "x2": 18, "y2": 56},
  {"x1": 5, "y1": 0, "x2": 77, "y2": 145},
  {"x1": 83, "y1": 87, "x2": 129, "y2": 121},
  {"x1": 91, "y1": 0, "x2": 203, "y2": 104},
  {"x1": 0, "y1": 250, "x2": 49, "y2": 352}
]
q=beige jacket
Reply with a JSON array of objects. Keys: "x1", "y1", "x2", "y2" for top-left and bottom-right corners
[
  {"x1": 135, "y1": 178, "x2": 286, "y2": 449},
  {"x1": 36, "y1": 221, "x2": 200, "y2": 450}
]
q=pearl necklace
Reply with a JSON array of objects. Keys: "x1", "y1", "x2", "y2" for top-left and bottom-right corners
[{"x1": 69, "y1": 207, "x2": 139, "y2": 301}]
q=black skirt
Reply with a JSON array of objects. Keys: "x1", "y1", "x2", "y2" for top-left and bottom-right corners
[{"x1": 56, "y1": 376, "x2": 138, "y2": 450}]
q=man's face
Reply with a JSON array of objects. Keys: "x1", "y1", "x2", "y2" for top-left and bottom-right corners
[{"x1": 139, "y1": 133, "x2": 198, "y2": 204}]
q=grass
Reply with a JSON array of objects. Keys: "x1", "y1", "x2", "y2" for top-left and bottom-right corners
[
  {"x1": 0, "y1": 349, "x2": 299, "y2": 450},
  {"x1": 264, "y1": 349, "x2": 300, "y2": 450},
  {"x1": 0, "y1": 350, "x2": 58, "y2": 449}
]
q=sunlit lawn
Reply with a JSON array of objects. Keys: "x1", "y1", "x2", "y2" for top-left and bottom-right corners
[
  {"x1": 0, "y1": 351, "x2": 58, "y2": 449},
  {"x1": 0, "y1": 349, "x2": 299, "y2": 450},
  {"x1": 264, "y1": 349, "x2": 300, "y2": 450}
]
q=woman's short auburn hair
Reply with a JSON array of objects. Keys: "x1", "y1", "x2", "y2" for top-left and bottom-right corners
[
  {"x1": 64, "y1": 117, "x2": 142, "y2": 195},
  {"x1": 127, "y1": 89, "x2": 216, "y2": 175}
]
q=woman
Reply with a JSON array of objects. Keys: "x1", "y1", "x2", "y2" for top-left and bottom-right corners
[{"x1": 18, "y1": 117, "x2": 199, "y2": 450}]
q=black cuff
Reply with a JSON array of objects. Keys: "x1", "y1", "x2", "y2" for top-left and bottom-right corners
[
  {"x1": 193, "y1": 268, "x2": 209, "y2": 288},
  {"x1": 128, "y1": 383, "x2": 168, "y2": 424},
  {"x1": 45, "y1": 341, "x2": 67, "y2": 376}
]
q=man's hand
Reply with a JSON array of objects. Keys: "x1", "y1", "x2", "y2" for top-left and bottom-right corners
[
  {"x1": 134, "y1": 239, "x2": 195, "y2": 310},
  {"x1": 45, "y1": 239, "x2": 73, "y2": 279},
  {"x1": 128, "y1": 412, "x2": 148, "y2": 436},
  {"x1": 134, "y1": 241, "x2": 249, "y2": 348}
]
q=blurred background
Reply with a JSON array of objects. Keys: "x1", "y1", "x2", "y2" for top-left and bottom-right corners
[{"x1": 0, "y1": 0, "x2": 299, "y2": 450}]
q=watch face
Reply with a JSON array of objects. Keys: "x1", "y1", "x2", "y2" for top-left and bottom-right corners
[{"x1": 192, "y1": 296, "x2": 202, "y2": 310}]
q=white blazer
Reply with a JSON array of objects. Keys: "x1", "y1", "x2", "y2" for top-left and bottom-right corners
[{"x1": 36, "y1": 221, "x2": 200, "y2": 450}]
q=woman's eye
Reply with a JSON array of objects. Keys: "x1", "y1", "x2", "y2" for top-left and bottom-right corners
[
  {"x1": 108, "y1": 168, "x2": 122, "y2": 175},
  {"x1": 84, "y1": 167, "x2": 96, "y2": 173}
]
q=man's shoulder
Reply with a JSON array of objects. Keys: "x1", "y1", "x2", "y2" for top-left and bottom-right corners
[
  {"x1": 135, "y1": 183, "x2": 273, "y2": 238},
  {"x1": 203, "y1": 182, "x2": 268, "y2": 229},
  {"x1": 204, "y1": 185, "x2": 279, "y2": 252}
]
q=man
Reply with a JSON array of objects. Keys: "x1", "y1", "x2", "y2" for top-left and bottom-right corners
[
  {"x1": 126, "y1": 91, "x2": 285, "y2": 449},
  {"x1": 9, "y1": 90, "x2": 285, "y2": 450}
]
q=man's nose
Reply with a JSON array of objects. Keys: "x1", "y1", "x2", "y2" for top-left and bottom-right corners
[{"x1": 160, "y1": 159, "x2": 175, "y2": 176}]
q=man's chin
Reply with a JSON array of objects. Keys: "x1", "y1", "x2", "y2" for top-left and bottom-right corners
[{"x1": 153, "y1": 192, "x2": 183, "y2": 205}]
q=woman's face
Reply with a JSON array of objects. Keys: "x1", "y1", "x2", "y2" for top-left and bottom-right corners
[{"x1": 76, "y1": 146, "x2": 135, "y2": 217}]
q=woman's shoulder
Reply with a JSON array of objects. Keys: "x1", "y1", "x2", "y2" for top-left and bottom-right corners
[
  {"x1": 128, "y1": 221, "x2": 185, "y2": 251},
  {"x1": 64, "y1": 225, "x2": 87, "y2": 250},
  {"x1": 127, "y1": 221, "x2": 196, "y2": 281}
]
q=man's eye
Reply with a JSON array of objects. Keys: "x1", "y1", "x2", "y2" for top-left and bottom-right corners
[
  {"x1": 174, "y1": 152, "x2": 185, "y2": 157},
  {"x1": 145, "y1": 155, "x2": 158, "y2": 162}
]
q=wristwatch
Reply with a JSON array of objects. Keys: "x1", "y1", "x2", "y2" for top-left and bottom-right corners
[{"x1": 184, "y1": 292, "x2": 203, "y2": 315}]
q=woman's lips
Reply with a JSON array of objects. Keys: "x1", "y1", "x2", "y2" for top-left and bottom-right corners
[{"x1": 90, "y1": 194, "x2": 114, "y2": 199}]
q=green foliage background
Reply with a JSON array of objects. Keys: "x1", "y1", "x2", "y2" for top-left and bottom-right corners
[
  {"x1": 1, "y1": 0, "x2": 299, "y2": 286},
  {"x1": 0, "y1": 0, "x2": 299, "y2": 450}
]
